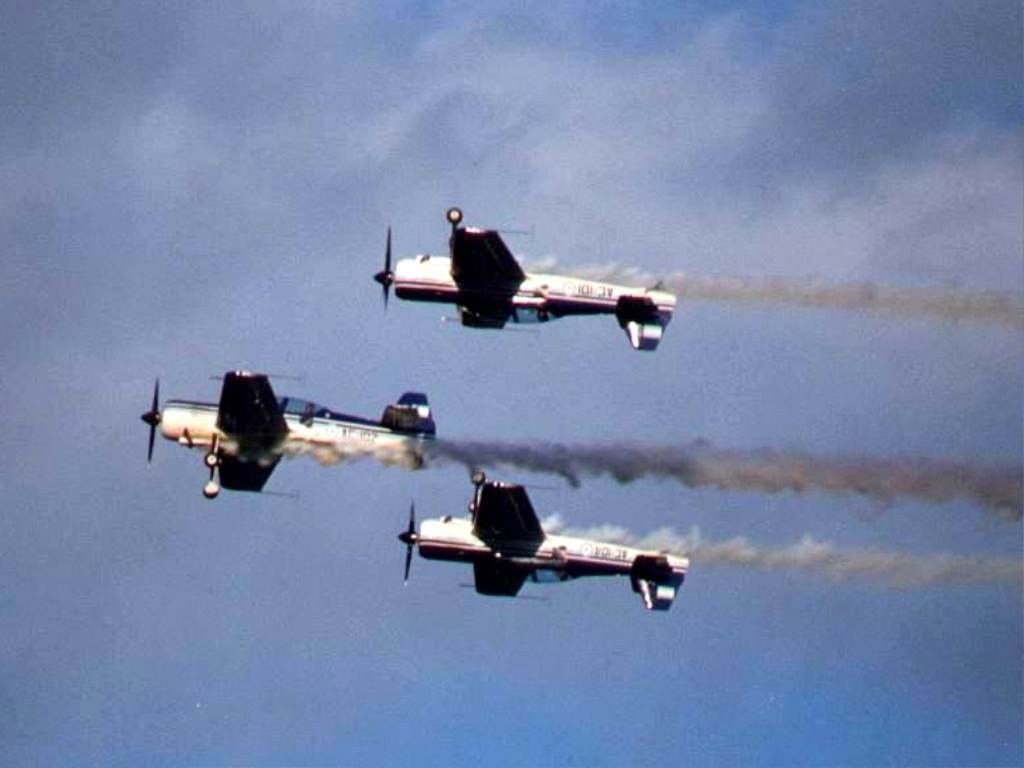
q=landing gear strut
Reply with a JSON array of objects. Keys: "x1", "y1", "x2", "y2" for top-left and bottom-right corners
[{"x1": 202, "y1": 436, "x2": 221, "y2": 499}]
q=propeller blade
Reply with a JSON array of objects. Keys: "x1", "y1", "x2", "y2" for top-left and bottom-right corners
[
  {"x1": 142, "y1": 378, "x2": 160, "y2": 463},
  {"x1": 402, "y1": 502, "x2": 416, "y2": 583},
  {"x1": 373, "y1": 228, "x2": 393, "y2": 310},
  {"x1": 384, "y1": 227, "x2": 392, "y2": 310}
]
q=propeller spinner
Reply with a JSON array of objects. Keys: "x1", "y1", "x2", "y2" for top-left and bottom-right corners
[
  {"x1": 398, "y1": 502, "x2": 418, "y2": 583},
  {"x1": 373, "y1": 227, "x2": 394, "y2": 309},
  {"x1": 140, "y1": 378, "x2": 161, "y2": 463}
]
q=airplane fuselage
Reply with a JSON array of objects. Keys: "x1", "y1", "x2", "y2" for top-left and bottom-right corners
[
  {"x1": 415, "y1": 516, "x2": 688, "y2": 583},
  {"x1": 393, "y1": 255, "x2": 676, "y2": 327},
  {"x1": 158, "y1": 400, "x2": 431, "y2": 461}
]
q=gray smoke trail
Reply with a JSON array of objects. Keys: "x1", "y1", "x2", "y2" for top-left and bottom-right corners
[
  {"x1": 536, "y1": 261, "x2": 1024, "y2": 328},
  {"x1": 541, "y1": 517, "x2": 1024, "y2": 588},
  {"x1": 425, "y1": 440, "x2": 1023, "y2": 519},
  {"x1": 268, "y1": 437, "x2": 1022, "y2": 519}
]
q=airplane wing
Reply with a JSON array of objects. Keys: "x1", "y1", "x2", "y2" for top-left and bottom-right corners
[
  {"x1": 472, "y1": 482, "x2": 544, "y2": 542},
  {"x1": 216, "y1": 372, "x2": 288, "y2": 446},
  {"x1": 473, "y1": 560, "x2": 529, "y2": 597},
  {"x1": 450, "y1": 228, "x2": 526, "y2": 286},
  {"x1": 218, "y1": 456, "x2": 280, "y2": 492}
]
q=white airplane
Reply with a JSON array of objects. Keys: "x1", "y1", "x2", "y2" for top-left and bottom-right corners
[
  {"x1": 399, "y1": 474, "x2": 689, "y2": 610},
  {"x1": 374, "y1": 208, "x2": 677, "y2": 351},
  {"x1": 140, "y1": 371, "x2": 435, "y2": 499}
]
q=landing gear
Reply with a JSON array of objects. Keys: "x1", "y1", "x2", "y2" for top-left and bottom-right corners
[
  {"x1": 447, "y1": 207, "x2": 463, "y2": 261},
  {"x1": 202, "y1": 436, "x2": 221, "y2": 499}
]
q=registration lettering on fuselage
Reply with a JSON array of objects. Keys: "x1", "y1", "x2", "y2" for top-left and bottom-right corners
[
  {"x1": 579, "y1": 542, "x2": 631, "y2": 561},
  {"x1": 564, "y1": 282, "x2": 615, "y2": 300},
  {"x1": 320, "y1": 422, "x2": 379, "y2": 443},
  {"x1": 592, "y1": 544, "x2": 631, "y2": 561}
]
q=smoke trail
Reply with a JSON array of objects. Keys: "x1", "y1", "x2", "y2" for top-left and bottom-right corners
[
  {"x1": 268, "y1": 437, "x2": 1021, "y2": 519},
  {"x1": 279, "y1": 441, "x2": 426, "y2": 470},
  {"x1": 542, "y1": 517, "x2": 1024, "y2": 588},
  {"x1": 424, "y1": 440, "x2": 1023, "y2": 519},
  {"x1": 533, "y1": 261, "x2": 1024, "y2": 328}
]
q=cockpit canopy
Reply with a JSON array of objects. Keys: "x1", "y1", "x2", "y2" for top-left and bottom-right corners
[{"x1": 278, "y1": 396, "x2": 334, "y2": 420}]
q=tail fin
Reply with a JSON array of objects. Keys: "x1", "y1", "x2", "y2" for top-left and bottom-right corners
[
  {"x1": 630, "y1": 554, "x2": 685, "y2": 611},
  {"x1": 615, "y1": 295, "x2": 673, "y2": 351},
  {"x1": 380, "y1": 392, "x2": 436, "y2": 436}
]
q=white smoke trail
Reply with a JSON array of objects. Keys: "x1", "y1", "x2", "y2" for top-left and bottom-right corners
[
  {"x1": 541, "y1": 516, "x2": 1024, "y2": 588},
  {"x1": 425, "y1": 440, "x2": 1023, "y2": 520},
  {"x1": 279, "y1": 440, "x2": 426, "y2": 470},
  {"x1": 530, "y1": 260, "x2": 1024, "y2": 328}
]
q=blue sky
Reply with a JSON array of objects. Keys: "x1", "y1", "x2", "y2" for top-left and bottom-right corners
[{"x1": 1, "y1": 1, "x2": 1021, "y2": 765}]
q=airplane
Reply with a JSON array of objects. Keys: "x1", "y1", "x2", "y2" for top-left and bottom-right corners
[
  {"x1": 373, "y1": 207, "x2": 677, "y2": 351},
  {"x1": 140, "y1": 371, "x2": 435, "y2": 499},
  {"x1": 398, "y1": 473, "x2": 689, "y2": 610}
]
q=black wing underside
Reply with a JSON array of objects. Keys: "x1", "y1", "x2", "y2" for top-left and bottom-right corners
[
  {"x1": 218, "y1": 456, "x2": 280, "y2": 492},
  {"x1": 451, "y1": 228, "x2": 525, "y2": 286},
  {"x1": 473, "y1": 560, "x2": 529, "y2": 597},
  {"x1": 216, "y1": 372, "x2": 287, "y2": 447},
  {"x1": 472, "y1": 482, "x2": 544, "y2": 542}
]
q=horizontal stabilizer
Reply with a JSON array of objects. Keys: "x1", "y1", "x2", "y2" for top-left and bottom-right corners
[
  {"x1": 623, "y1": 321, "x2": 664, "y2": 351},
  {"x1": 633, "y1": 578, "x2": 680, "y2": 611},
  {"x1": 616, "y1": 295, "x2": 662, "y2": 324},
  {"x1": 381, "y1": 392, "x2": 435, "y2": 436},
  {"x1": 616, "y1": 296, "x2": 671, "y2": 351},
  {"x1": 631, "y1": 555, "x2": 684, "y2": 611}
]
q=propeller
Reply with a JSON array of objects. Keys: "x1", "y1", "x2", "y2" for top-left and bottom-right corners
[
  {"x1": 140, "y1": 378, "x2": 161, "y2": 463},
  {"x1": 398, "y1": 502, "x2": 417, "y2": 583},
  {"x1": 373, "y1": 227, "x2": 394, "y2": 309}
]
